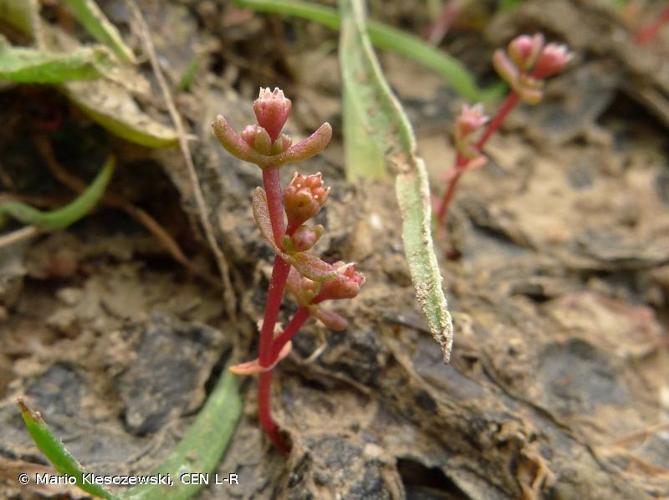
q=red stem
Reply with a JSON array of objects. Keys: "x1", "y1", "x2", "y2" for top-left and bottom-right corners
[
  {"x1": 257, "y1": 166, "x2": 291, "y2": 452},
  {"x1": 634, "y1": 6, "x2": 669, "y2": 45},
  {"x1": 270, "y1": 306, "x2": 311, "y2": 361},
  {"x1": 436, "y1": 92, "x2": 520, "y2": 225},
  {"x1": 262, "y1": 167, "x2": 286, "y2": 245},
  {"x1": 475, "y1": 92, "x2": 519, "y2": 150}
]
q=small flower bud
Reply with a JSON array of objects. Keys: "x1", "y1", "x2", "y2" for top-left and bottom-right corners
[
  {"x1": 532, "y1": 43, "x2": 572, "y2": 79},
  {"x1": 283, "y1": 224, "x2": 324, "y2": 253},
  {"x1": 241, "y1": 125, "x2": 272, "y2": 155},
  {"x1": 253, "y1": 87, "x2": 291, "y2": 142},
  {"x1": 456, "y1": 104, "x2": 488, "y2": 137},
  {"x1": 286, "y1": 268, "x2": 320, "y2": 305},
  {"x1": 508, "y1": 33, "x2": 544, "y2": 72},
  {"x1": 455, "y1": 104, "x2": 488, "y2": 159},
  {"x1": 313, "y1": 262, "x2": 365, "y2": 302},
  {"x1": 516, "y1": 74, "x2": 544, "y2": 104},
  {"x1": 284, "y1": 172, "x2": 330, "y2": 227}
]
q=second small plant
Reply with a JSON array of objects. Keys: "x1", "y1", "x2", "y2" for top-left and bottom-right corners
[{"x1": 436, "y1": 34, "x2": 572, "y2": 225}]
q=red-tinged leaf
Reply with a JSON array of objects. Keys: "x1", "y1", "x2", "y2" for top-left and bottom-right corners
[
  {"x1": 289, "y1": 253, "x2": 337, "y2": 282},
  {"x1": 275, "y1": 122, "x2": 332, "y2": 165},
  {"x1": 312, "y1": 307, "x2": 348, "y2": 331},
  {"x1": 252, "y1": 187, "x2": 281, "y2": 252},
  {"x1": 212, "y1": 115, "x2": 269, "y2": 165},
  {"x1": 229, "y1": 342, "x2": 292, "y2": 375}
]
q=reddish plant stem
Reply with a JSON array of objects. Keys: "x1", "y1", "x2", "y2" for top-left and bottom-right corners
[
  {"x1": 270, "y1": 306, "x2": 311, "y2": 361},
  {"x1": 436, "y1": 155, "x2": 466, "y2": 223},
  {"x1": 262, "y1": 167, "x2": 286, "y2": 245},
  {"x1": 634, "y1": 6, "x2": 669, "y2": 45},
  {"x1": 436, "y1": 92, "x2": 520, "y2": 224},
  {"x1": 474, "y1": 92, "x2": 519, "y2": 150},
  {"x1": 257, "y1": 166, "x2": 291, "y2": 452}
]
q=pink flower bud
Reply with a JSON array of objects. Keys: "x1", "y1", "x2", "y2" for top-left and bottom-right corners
[
  {"x1": 532, "y1": 43, "x2": 572, "y2": 79},
  {"x1": 241, "y1": 124, "x2": 272, "y2": 155},
  {"x1": 313, "y1": 262, "x2": 365, "y2": 302},
  {"x1": 508, "y1": 33, "x2": 544, "y2": 71},
  {"x1": 284, "y1": 224, "x2": 324, "y2": 253},
  {"x1": 284, "y1": 172, "x2": 330, "y2": 227},
  {"x1": 456, "y1": 104, "x2": 488, "y2": 137},
  {"x1": 286, "y1": 268, "x2": 320, "y2": 305},
  {"x1": 253, "y1": 87, "x2": 292, "y2": 142}
]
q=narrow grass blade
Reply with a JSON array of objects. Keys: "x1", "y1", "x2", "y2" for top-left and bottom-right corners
[
  {"x1": 339, "y1": 0, "x2": 453, "y2": 361},
  {"x1": 63, "y1": 0, "x2": 137, "y2": 64},
  {"x1": 119, "y1": 370, "x2": 242, "y2": 500},
  {"x1": 18, "y1": 399, "x2": 114, "y2": 499},
  {"x1": 0, "y1": 157, "x2": 115, "y2": 230},
  {"x1": 0, "y1": 39, "x2": 114, "y2": 83},
  {"x1": 234, "y1": 0, "x2": 485, "y2": 102},
  {"x1": 0, "y1": 0, "x2": 39, "y2": 38},
  {"x1": 18, "y1": 368, "x2": 242, "y2": 500}
]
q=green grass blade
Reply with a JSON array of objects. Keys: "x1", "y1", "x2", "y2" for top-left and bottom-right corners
[
  {"x1": 340, "y1": 0, "x2": 454, "y2": 361},
  {"x1": 234, "y1": 0, "x2": 485, "y2": 101},
  {"x1": 119, "y1": 370, "x2": 242, "y2": 500},
  {"x1": 18, "y1": 399, "x2": 114, "y2": 499},
  {"x1": 0, "y1": 157, "x2": 114, "y2": 230},
  {"x1": 18, "y1": 368, "x2": 242, "y2": 500},
  {"x1": 0, "y1": 0, "x2": 39, "y2": 38},
  {"x1": 0, "y1": 38, "x2": 114, "y2": 83},
  {"x1": 63, "y1": 0, "x2": 137, "y2": 64}
]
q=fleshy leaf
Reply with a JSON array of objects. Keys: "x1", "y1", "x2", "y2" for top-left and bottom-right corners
[
  {"x1": 229, "y1": 342, "x2": 292, "y2": 375},
  {"x1": 339, "y1": 0, "x2": 453, "y2": 361},
  {"x1": 252, "y1": 186, "x2": 281, "y2": 252},
  {"x1": 274, "y1": 122, "x2": 333, "y2": 165},
  {"x1": 288, "y1": 252, "x2": 337, "y2": 282},
  {"x1": 312, "y1": 306, "x2": 348, "y2": 331}
]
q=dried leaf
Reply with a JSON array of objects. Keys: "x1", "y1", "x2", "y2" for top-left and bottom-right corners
[
  {"x1": 339, "y1": 0, "x2": 453, "y2": 361},
  {"x1": 62, "y1": 79, "x2": 178, "y2": 148}
]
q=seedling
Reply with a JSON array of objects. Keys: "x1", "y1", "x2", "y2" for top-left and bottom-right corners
[
  {"x1": 435, "y1": 34, "x2": 572, "y2": 225},
  {"x1": 213, "y1": 88, "x2": 365, "y2": 452}
]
